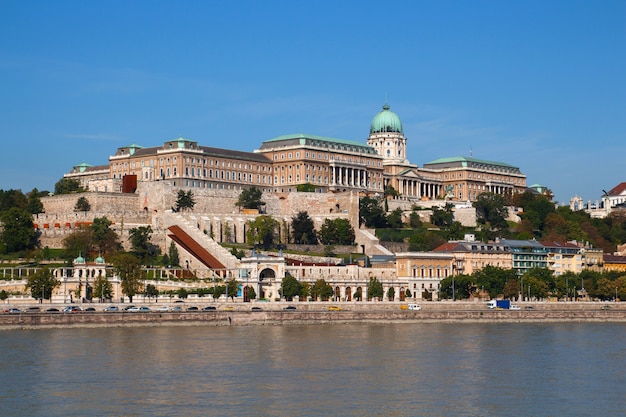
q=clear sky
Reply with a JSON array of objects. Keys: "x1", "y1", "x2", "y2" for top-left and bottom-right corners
[{"x1": 1, "y1": 0, "x2": 624, "y2": 204}]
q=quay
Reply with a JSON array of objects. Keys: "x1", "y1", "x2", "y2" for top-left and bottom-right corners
[{"x1": 1, "y1": 302, "x2": 625, "y2": 329}]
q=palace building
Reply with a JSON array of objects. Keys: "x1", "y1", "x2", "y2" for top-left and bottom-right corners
[{"x1": 65, "y1": 103, "x2": 526, "y2": 201}]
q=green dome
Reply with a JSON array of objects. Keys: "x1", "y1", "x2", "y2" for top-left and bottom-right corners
[
  {"x1": 95, "y1": 255, "x2": 105, "y2": 264},
  {"x1": 74, "y1": 253, "x2": 85, "y2": 264},
  {"x1": 370, "y1": 103, "x2": 403, "y2": 134}
]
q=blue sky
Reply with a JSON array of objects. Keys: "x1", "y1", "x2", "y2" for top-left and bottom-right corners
[{"x1": 1, "y1": 0, "x2": 624, "y2": 204}]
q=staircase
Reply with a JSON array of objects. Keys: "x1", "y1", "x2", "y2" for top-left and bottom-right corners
[
  {"x1": 355, "y1": 228, "x2": 394, "y2": 257},
  {"x1": 163, "y1": 213, "x2": 240, "y2": 270}
]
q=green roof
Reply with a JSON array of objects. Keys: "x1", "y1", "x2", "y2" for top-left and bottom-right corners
[
  {"x1": 370, "y1": 103, "x2": 403, "y2": 134},
  {"x1": 263, "y1": 133, "x2": 367, "y2": 148},
  {"x1": 424, "y1": 156, "x2": 518, "y2": 169}
]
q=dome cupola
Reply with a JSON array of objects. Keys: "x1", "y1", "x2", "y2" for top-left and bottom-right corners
[{"x1": 370, "y1": 103, "x2": 403, "y2": 134}]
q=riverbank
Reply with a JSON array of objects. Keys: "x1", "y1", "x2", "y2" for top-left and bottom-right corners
[{"x1": 2, "y1": 302, "x2": 625, "y2": 329}]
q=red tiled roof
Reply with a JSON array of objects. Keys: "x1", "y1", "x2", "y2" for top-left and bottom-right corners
[
  {"x1": 433, "y1": 243, "x2": 458, "y2": 252},
  {"x1": 608, "y1": 182, "x2": 626, "y2": 196}
]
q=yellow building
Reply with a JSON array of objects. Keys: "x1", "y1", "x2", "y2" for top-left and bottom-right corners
[
  {"x1": 432, "y1": 239, "x2": 513, "y2": 275},
  {"x1": 395, "y1": 252, "x2": 455, "y2": 301}
]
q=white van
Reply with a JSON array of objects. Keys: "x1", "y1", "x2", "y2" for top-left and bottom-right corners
[{"x1": 408, "y1": 304, "x2": 421, "y2": 311}]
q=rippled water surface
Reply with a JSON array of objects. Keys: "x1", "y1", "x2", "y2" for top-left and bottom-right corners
[{"x1": 1, "y1": 323, "x2": 624, "y2": 416}]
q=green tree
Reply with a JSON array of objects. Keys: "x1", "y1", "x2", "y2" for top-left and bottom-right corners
[
  {"x1": 408, "y1": 210, "x2": 422, "y2": 229},
  {"x1": 62, "y1": 227, "x2": 93, "y2": 261},
  {"x1": 430, "y1": 204, "x2": 454, "y2": 228},
  {"x1": 0, "y1": 207, "x2": 37, "y2": 253},
  {"x1": 473, "y1": 266, "x2": 518, "y2": 299},
  {"x1": 227, "y1": 278, "x2": 240, "y2": 301},
  {"x1": 143, "y1": 283, "x2": 159, "y2": 301},
  {"x1": 291, "y1": 211, "x2": 317, "y2": 244},
  {"x1": 90, "y1": 217, "x2": 121, "y2": 257},
  {"x1": 387, "y1": 286, "x2": 396, "y2": 301},
  {"x1": 367, "y1": 277, "x2": 383, "y2": 300},
  {"x1": 175, "y1": 189, "x2": 196, "y2": 211},
  {"x1": 129, "y1": 226, "x2": 159, "y2": 263},
  {"x1": 0, "y1": 189, "x2": 28, "y2": 212},
  {"x1": 236, "y1": 187, "x2": 264, "y2": 211},
  {"x1": 439, "y1": 274, "x2": 474, "y2": 300},
  {"x1": 54, "y1": 178, "x2": 83, "y2": 195},
  {"x1": 386, "y1": 208, "x2": 404, "y2": 229},
  {"x1": 473, "y1": 192, "x2": 509, "y2": 230},
  {"x1": 281, "y1": 274, "x2": 301, "y2": 301},
  {"x1": 311, "y1": 279, "x2": 334, "y2": 301},
  {"x1": 92, "y1": 275, "x2": 113, "y2": 302},
  {"x1": 168, "y1": 241, "x2": 180, "y2": 266},
  {"x1": 246, "y1": 215, "x2": 279, "y2": 249},
  {"x1": 177, "y1": 287, "x2": 189, "y2": 299},
  {"x1": 111, "y1": 253, "x2": 144, "y2": 302},
  {"x1": 26, "y1": 188, "x2": 44, "y2": 214},
  {"x1": 318, "y1": 218, "x2": 355, "y2": 245},
  {"x1": 25, "y1": 267, "x2": 60, "y2": 303},
  {"x1": 74, "y1": 196, "x2": 91, "y2": 212},
  {"x1": 359, "y1": 196, "x2": 387, "y2": 228},
  {"x1": 384, "y1": 185, "x2": 399, "y2": 199},
  {"x1": 245, "y1": 285, "x2": 257, "y2": 301}
]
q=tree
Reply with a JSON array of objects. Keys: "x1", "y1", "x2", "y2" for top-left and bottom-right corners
[
  {"x1": 129, "y1": 226, "x2": 160, "y2": 263},
  {"x1": 473, "y1": 192, "x2": 508, "y2": 230},
  {"x1": 111, "y1": 253, "x2": 144, "y2": 302},
  {"x1": 281, "y1": 274, "x2": 301, "y2": 301},
  {"x1": 26, "y1": 188, "x2": 44, "y2": 214},
  {"x1": 408, "y1": 211, "x2": 422, "y2": 229},
  {"x1": 246, "y1": 215, "x2": 279, "y2": 249},
  {"x1": 168, "y1": 241, "x2": 180, "y2": 266},
  {"x1": 367, "y1": 277, "x2": 383, "y2": 300},
  {"x1": 74, "y1": 196, "x2": 91, "y2": 212},
  {"x1": 54, "y1": 178, "x2": 83, "y2": 194},
  {"x1": 236, "y1": 187, "x2": 264, "y2": 211},
  {"x1": 62, "y1": 227, "x2": 93, "y2": 261},
  {"x1": 143, "y1": 284, "x2": 159, "y2": 301},
  {"x1": 227, "y1": 278, "x2": 240, "y2": 301},
  {"x1": 291, "y1": 211, "x2": 317, "y2": 244},
  {"x1": 386, "y1": 208, "x2": 404, "y2": 229},
  {"x1": 384, "y1": 185, "x2": 399, "y2": 199},
  {"x1": 430, "y1": 204, "x2": 454, "y2": 228},
  {"x1": 175, "y1": 190, "x2": 196, "y2": 211},
  {"x1": 25, "y1": 267, "x2": 60, "y2": 303},
  {"x1": 311, "y1": 279, "x2": 334, "y2": 301},
  {"x1": 387, "y1": 287, "x2": 395, "y2": 301},
  {"x1": 245, "y1": 285, "x2": 257, "y2": 301},
  {"x1": 92, "y1": 275, "x2": 113, "y2": 302},
  {"x1": 90, "y1": 217, "x2": 121, "y2": 256},
  {"x1": 318, "y1": 218, "x2": 355, "y2": 245},
  {"x1": 0, "y1": 189, "x2": 28, "y2": 212},
  {"x1": 472, "y1": 266, "x2": 518, "y2": 299},
  {"x1": 359, "y1": 196, "x2": 387, "y2": 228},
  {"x1": 0, "y1": 207, "x2": 37, "y2": 253}
]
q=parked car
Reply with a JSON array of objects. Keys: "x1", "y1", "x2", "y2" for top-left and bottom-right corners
[
  {"x1": 104, "y1": 306, "x2": 119, "y2": 312},
  {"x1": 186, "y1": 306, "x2": 199, "y2": 311},
  {"x1": 171, "y1": 306, "x2": 183, "y2": 312},
  {"x1": 525, "y1": 306, "x2": 534, "y2": 310},
  {"x1": 123, "y1": 305, "x2": 137, "y2": 311},
  {"x1": 25, "y1": 307, "x2": 41, "y2": 313},
  {"x1": 328, "y1": 306, "x2": 341, "y2": 311},
  {"x1": 63, "y1": 306, "x2": 82, "y2": 313},
  {"x1": 5, "y1": 308, "x2": 22, "y2": 314},
  {"x1": 408, "y1": 304, "x2": 421, "y2": 311},
  {"x1": 202, "y1": 306, "x2": 216, "y2": 311},
  {"x1": 46, "y1": 308, "x2": 60, "y2": 313},
  {"x1": 156, "y1": 306, "x2": 170, "y2": 312},
  {"x1": 85, "y1": 307, "x2": 96, "y2": 312},
  {"x1": 283, "y1": 306, "x2": 297, "y2": 311},
  {"x1": 510, "y1": 305, "x2": 521, "y2": 310},
  {"x1": 251, "y1": 306, "x2": 263, "y2": 311},
  {"x1": 128, "y1": 306, "x2": 151, "y2": 312}
]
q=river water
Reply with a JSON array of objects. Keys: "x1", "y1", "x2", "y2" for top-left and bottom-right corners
[{"x1": 1, "y1": 323, "x2": 624, "y2": 417}]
